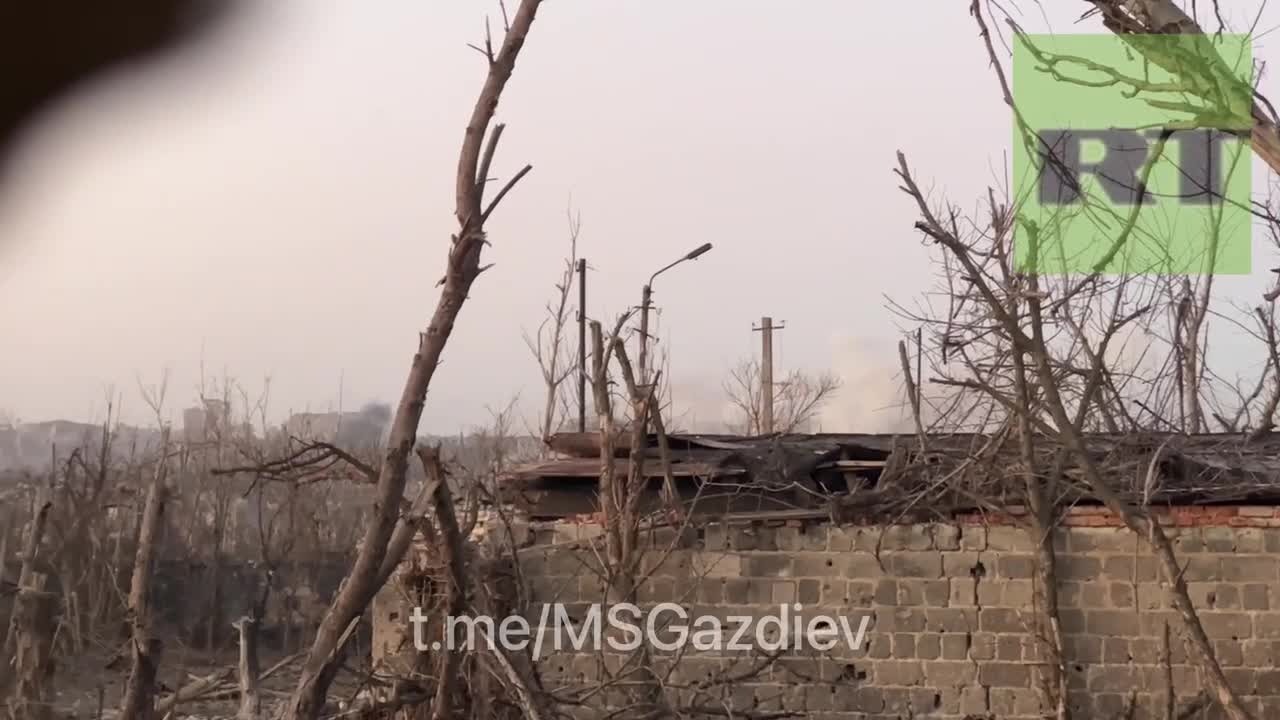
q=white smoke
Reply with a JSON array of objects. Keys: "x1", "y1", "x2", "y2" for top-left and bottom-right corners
[
  {"x1": 663, "y1": 337, "x2": 918, "y2": 435},
  {"x1": 665, "y1": 374, "x2": 734, "y2": 433},
  {"x1": 818, "y1": 336, "x2": 915, "y2": 434}
]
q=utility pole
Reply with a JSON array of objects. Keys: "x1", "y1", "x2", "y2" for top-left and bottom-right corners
[
  {"x1": 577, "y1": 258, "x2": 587, "y2": 432},
  {"x1": 638, "y1": 283, "x2": 653, "y2": 387},
  {"x1": 753, "y1": 316, "x2": 784, "y2": 434}
]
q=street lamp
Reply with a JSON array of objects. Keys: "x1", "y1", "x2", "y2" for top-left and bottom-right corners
[{"x1": 638, "y1": 242, "x2": 713, "y2": 388}]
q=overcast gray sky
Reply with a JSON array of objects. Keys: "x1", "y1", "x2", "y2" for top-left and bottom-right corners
[{"x1": 3, "y1": 1, "x2": 1279, "y2": 434}]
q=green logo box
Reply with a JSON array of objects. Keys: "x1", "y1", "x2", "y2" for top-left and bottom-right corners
[{"x1": 1012, "y1": 34, "x2": 1253, "y2": 274}]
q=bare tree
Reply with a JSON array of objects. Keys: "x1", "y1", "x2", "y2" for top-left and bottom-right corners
[
  {"x1": 881, "y1": 6, "x2": 1280, "y2": 718},
  {"x1": 278, "y1": 3, "x2": 547, "y2": 719},
  {"x1": 723, "y1": 358, "x2": 841, "y2": 434},
  {"x1": 895, "y1": 144, "x2": 1258, "y2": 719},
  {"x1": 118, "y1": 428, "x2": 169, "y2": 720},
  {"x1": 588, "y1": 316, "x2": 641, "y2": 604},
  {"x1": 525, "y1": 208, "x2": 581, "y2": 445},
  {"x1": 0, "y1": 372, "x2": 380, "y2": 720},
  {"x1": 538, "y1": 317, "x2": 795, "y2": 719},
  {"x1": 448, "y1": 396, "x2": 534, "y2": 508}
]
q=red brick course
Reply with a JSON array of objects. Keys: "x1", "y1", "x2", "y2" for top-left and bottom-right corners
[{"x1": 951, "y1": 504, "x2": 1280, "y2": 527}]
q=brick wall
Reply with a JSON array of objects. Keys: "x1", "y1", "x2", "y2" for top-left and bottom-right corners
[{"x1": 375, "y1": 506, "x2": 1280, "y2": 719}]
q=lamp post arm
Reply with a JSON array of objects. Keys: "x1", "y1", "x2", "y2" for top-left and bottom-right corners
[{"x1": 648, "y1": 258, "x2": 685, "y2": 288}]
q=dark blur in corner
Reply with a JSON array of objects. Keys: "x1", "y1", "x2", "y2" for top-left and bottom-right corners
[{"x1": 0, "y1": 1, "x2": 233, "y2": 178}]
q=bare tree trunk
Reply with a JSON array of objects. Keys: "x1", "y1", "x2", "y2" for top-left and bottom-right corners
[
  {"x1": 4, "y1": 583, "x2": 56, "y2": 720},
  {"x1": 1007, "y1": 291, "x2": 1069, "y2": 719},
  {"x1": 372, "y1": 480, "x2": 438, "y2": 590},
  {"x1": 207, "y1": 554, "x2": 222, "y2": 652},
  {"x1": 119, "y1": 430, "x2": 170, "y2": 720},
  {"x1": 607, "y1": 326, "x2": 681, "y2": 516},
  {"x1": 233, "y1": 617, "x2": 261, "y2": 720},
  {"x1": 614, "y1": 342, "x2": 653, "y2": 604},
  {"x1": 0, "y1": 508, "x2": 10, "y2": 583},
  {"x1": 1023, "y1": 292, "x2": 1254, "y2": 720},
  {"x1": 1023, "y1": 459, "x2": 1068, "y2": 720},
  {"x1": 281, "y1": 5, "x2": 544, "y2": 719},
  {"x1": 610, "y1": 338, "x2": 670, "y2": 712},
  {"x1": 108, "y1": 503, "x2": 129, "y2": 639},
  {"x1": 0, "y1": 473, "x2": 54, "y2": 696},
  {"x1": 646, "y1": 409, "x2": 681, "y2": 517},
  {"x1": 1161, "y1": 620, "x2": 1176, "y2": 720},
  {"x1": 897, "y1": 339, "x2": 927, "y2": 451},
  {"x1": 416, "y1": 449, "x2": 467, "y2": 720},
  {"x1": 589, "y1": 322, "x2": 633, "y2": 604}
]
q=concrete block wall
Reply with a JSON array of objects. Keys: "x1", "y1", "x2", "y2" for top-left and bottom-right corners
[{"x1": 510, "y1": 507, "x2": 1280, "y2": 720}]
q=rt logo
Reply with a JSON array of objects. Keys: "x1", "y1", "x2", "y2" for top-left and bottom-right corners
[{"x1": 1038, "y1": 129, "x2": 1230, "y2": 206}]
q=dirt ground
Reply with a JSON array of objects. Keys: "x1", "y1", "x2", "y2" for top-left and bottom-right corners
[{"x1": 52, "y1": 642, "x2": 368, "y2": 720}]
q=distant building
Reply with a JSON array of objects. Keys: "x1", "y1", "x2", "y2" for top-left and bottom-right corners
[
  {"x1": 284, "y1": 408, "x2": 387, "y2": 449},
  {"x1": 182, "y1": 399, "x2": 230, "y2": 442},
  {"x1": 182, "y1": 408, "x2": 205, "y2": 441}
]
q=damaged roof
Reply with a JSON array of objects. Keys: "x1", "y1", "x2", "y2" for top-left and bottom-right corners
[{"x1": 501, "y1": 431, "x2": 1280, "y2": 520}]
